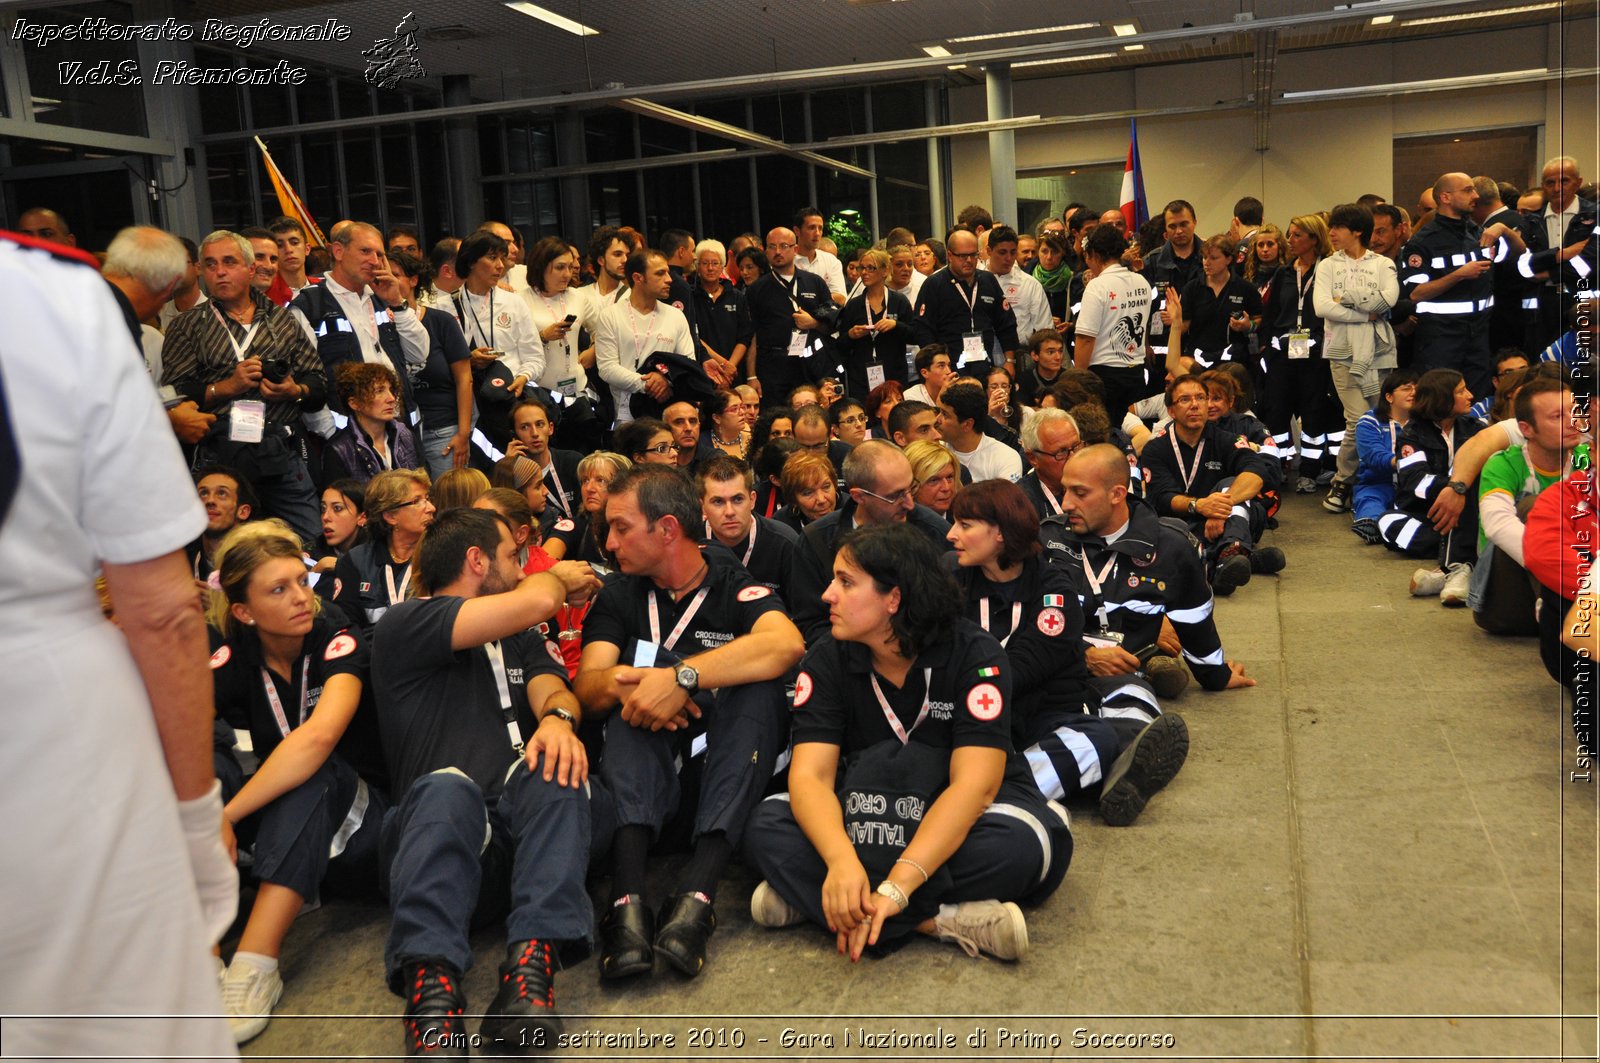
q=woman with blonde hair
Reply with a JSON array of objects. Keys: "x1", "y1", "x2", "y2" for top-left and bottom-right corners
[
  {"x1": 904, "y1": 439, "x2": 961, "y2": 521},
  {"x1": 836, "y1": 246, "x2": 924, "y2": 399},
  {"x1": 544, "y1": 451, "x2": 631, "y2": 565},
  {"x1": 207, "y1": 520, "x2": 389, "y2": 1044},
  {"x1": 328, "y1": 468, "x2": 433, "y2": 631},
  {"x1": 428, "y1": 466, "x2": 490, "y2": 511},
  {"x1": 1261, "y1": 212, "x2": 1338, "y2": 494}
]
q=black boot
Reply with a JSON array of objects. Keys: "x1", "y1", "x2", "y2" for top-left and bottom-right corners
[
  {"x1": 401, "y1": 960, "x2": 468, "y2": 1057},
  {"x1": 655, "y1": 892, "x2": 717, "y2": 977},
  {"x1": 479, "y1": 939, "x2": 562, "y2": 1055},
  {"x1": 1099, "y1": 713, "x2": 1191, "y2": 827},
  {"x1": 597, "y1": 894, "x2": 655, "y2": 980}
]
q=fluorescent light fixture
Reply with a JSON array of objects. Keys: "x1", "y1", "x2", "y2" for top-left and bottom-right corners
[
  {"x1": 1124, "y1": 43, "x2": 1145, "y2": 51},
  {"x1": 922, "y1": 44, "x2": 952, "y2": 57},
  {"x1": 947, "y1": 22, "x2": 1097, "y2": 43},
  {"x1": 1281, "y1": 67, "x2": 1546, "y2": 98},
  {"x1": 1111, "y1": 23, "x2": 1138, "y2": 36},
  {"x1": 1013, "y1": 52, "x2": 1117, "y2": 68},
  {"x1": 948, "y1": 64, "x2": 969, "y2": 70},
  {"x1": 503, "y1": 1, "x2": 599, "y2": 36},
  {"x1": 1369, "y1": 14, "x2": 1394, "y2": 24},
  {"x1": 1401, "y1": 2, "x2": 1556, "y2": 26}
]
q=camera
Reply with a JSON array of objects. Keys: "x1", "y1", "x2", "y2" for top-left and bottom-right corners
[{"x1": 261, "y1": 355, "x2": 291, "y2": 384}]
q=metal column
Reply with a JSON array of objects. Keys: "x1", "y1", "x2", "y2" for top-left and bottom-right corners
[
  {"x1": 924, "y1": 80, "x2": 945, "y2": 238},
  {"x1": 443, "y1": 75, "x2": 483, "y2": 233},
  {"x1": 985, "y1": 62, "x2": 1016, "y2": 227}
]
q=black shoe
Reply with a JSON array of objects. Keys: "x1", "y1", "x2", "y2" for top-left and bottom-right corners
[
  {"x1": 401, "y1": 961, "x2": 468, "y2": 1057},
  {"x1": 597, "y1": 895, "x2": 654, "y2": 980},
  {"x1": 1322, "y1": 480, "x2": 1351, "y2": 513},
  {"x1": 1211, "y1": 548, "x2": 1252, "y2": 596},
  {"x1": 479, "y1": 939, "x2": 562, "y2": 1055},
  {"x1": 1099, "y1": 713, "x2": 1191, "y2": 827},
  {"x1": 1249, "y1": 545, "x2": 1286, "y2": 575},
  {"x1": 655, "y1": 892, "x2": 717, "y2": 978},
  {"x1": 1351, "y1": 517, "x2": 1383, "y2": 545}
]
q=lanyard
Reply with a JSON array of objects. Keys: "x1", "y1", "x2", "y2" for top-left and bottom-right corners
[
  {"x1": 705, "y1": 518, "x2": 758, "y2": 567},
  {"x1": 260, "y1": 657, "x2": 311, "y2": 739},
  {"x1": 1293, "y1": 262, "x2": 1314, "y2": 330},
  {"x1": 1080, "y1": 550, "x2": 1119, "y2": 633},
  {"x1": 629, "y1": 305, "x2": 660, "y2": 369},
  {"x1": 482, "y1": 640, "x2": 523, "y2": 754},
  {"x1": 1171, "y1": 432, "x2": 1206, "y2": 493},
  {"x1": 1036, "y1": 476, "x2": 1063, "y2": 515},
  {"x1": 863, "y1": 293, "x2": 883, "y2": 328},
  {"x1": 385, "y1": 561, "x2": 412, "y2": 606},
  {"x1": 871, "y1": 667, "x2": 935, "y2": 746},
  {"x1": 647, "y1": 586, "x2": 709, "y2": 652},
  {"x1": 1388, "y1": 420, "x2": 1397, "y2": 453},
  {"x1": 211, "y1": 303, "x2": 259, "y2": 363},
  {"x1": 977, "y1": 598, "x2": 1023, "y2": 647},
  {"x1": 776, "y1": 273, "x2": 800, "y2": 311},
  {"x1": 951, "y1": 276, "x2": 978, "y2": 331},
  {"x1": 460, "y1": 288, "x2": 496, "y2": 349},
  {"x1": 544, "y1": 458, "x2": 572, "y2": 517}
]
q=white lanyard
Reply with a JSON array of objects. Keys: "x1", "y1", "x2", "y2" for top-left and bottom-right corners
[
  {"x1": 461, "y1": 288, "x2": 496, "y2": 348},
  {"x1": 863, "y1": 294, "x2": 883, "y2": 328},
  {"x1": 629, "y1": 306, "x2": 660, "y2": 370},
  {"x1": 776, "y1": 273, "x2": 801, "y2": 310},
  {"x1": 647, "y1": 586, "x2": 709, "y2": 653},
  {"x1": 978, "y1": 598, "x2": 1023, "y2": 647},
  {"x1": 384, "y1": 561, "x2": 412, "y2": 606},
  {"x1": 952, "y1": 277, "x2": 979, "y2": 330},
  {"x1": 211, "y1": 303, "x2": 260, "y2": 363},
  {"x1": 871, "y1": 667, "x2": 935, "y2": 746},
  {"x1": 1037, "y1": 477, "x2": 1063, "y2": 515},
  {"x1": 1080, "y1": 550, "x2": 1119, "y2": 633},
  {"x1": 535, "y1": 289, "x2": 568, "y2": 328},
  {"x1": 482, "y1": 640, "x2": 523, "y2": 753},
  {"x1": 701, "y1": 520, "x2": 758, "y2": 567},
  {"x1": 1388, "y1": 420, "x2": 1397, "y2": 453},
  {"x1": 544, "y1": 458, "x2": 572, "y2": 517},
  {"x1": 1171, "y1": 432, "x2": 1206, "y2": 493},
  {"x1": 260, "y1": 657, "x2": 311, "y2": 739},
  {"x1": 1293, "y1": 263, "x2": 1314, "y2": 330}
]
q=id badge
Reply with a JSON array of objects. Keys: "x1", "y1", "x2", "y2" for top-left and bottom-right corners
[
  {"x1": 1287, "y1": 331, "x2": 1311, "y2": 360},
  {"x1": 959, "y1": 331, "x2": 986, "y2": 366},
  {"x1": 1083, "y1": 631, "x2": 1125, "y2": 650},
  {"x1": 865, "y1": 363, "x2": 886, "y2": 391},
  {"x1": 557, "y1": 376, "x2": 578, "y2": 399},
  {"x1": 905, "y1": 345, "x2": 919, "y2": 375},
  {"x1": 229, "y1": 399, "x2": 266, "y2": 444},
  {"x1": 788, "y1": 330, "x2": 809, "y2": 358}
]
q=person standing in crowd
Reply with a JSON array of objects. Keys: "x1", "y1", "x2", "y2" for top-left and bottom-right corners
[
  {"x1": 987, "y1": 226, "x2": 1054, "y2": 358},
  {"x1": 268, "y1": 217, "x2": 321, "y2": 305},
  {"x1": 593, "y1": 249, "x2": 695, "y2": 425},
  {"x1": 504, "y1": 396, "x2": 583, "y2": 519},
  {"x1": 189, "y1": 466, "x2": 258, "y2": 580},
  {"x1": 1072, "y1": 225, "x2": 1153, "y2": 418},
  {"x1": 745, "y1": 227, "x2": 838, "y2": 403},
  {"x1": 1016, "y1": 407, "x2": 1082, "y2": 520},
  {"x1": 521, "y1": 236, "x2": 597, "y2": 426},
  {"x1": 692, "y1": 239, "x2": 752, "y2": 389},
  {"x1": 744, "y1": 523, "x2": 1071, "y2": 962},
  {"x1": 1241, "y1": 223, "x2": 1283, "y2": 299},
  {"x1": 544, "y1": 451, "x2": 631, "y2": 565},
  {"x1": 163, "y1": 229, "x2": 328, "y2": 544},
  {"x1": 913, "y1": 227, "x2": 1019, "y2": 379},
  {"x1": 886, "y1": 242, "x2": 926, "y2": 307},
  {"x1": 1260, "y1": 214, "x2": 1336, "y2": 497},
  {"x1": 1033, "y1": 231, "x2": 1072, "y2": 331},
  {"x1": 1472, "y1": 176, "x2": 1546, "y2": 354},
  {"x1": 387, "y1": 247, "x2": 473, "y2": 479},
  {"x1": 0, "y1": 230, "x2": 238, "y2": 1060},
  {"x1": 1400, "y1": 173, "x2": 1498, "y2": 398},
  {"x1": 913, "y1": 238, "x2": 946, "y2": 276},
  {"x1": 905, "y1": 440, "x2": 962, "y2": 523},
  {"x1": 1169, "y1": 234, "x2": 1262, "y2": 367},
  {"x1": 793, "y1": 206, "x2": 848, "y2": 304},
  {"x1": 450, "y1": 229, "x2": 542, "y2": 446},
  {"x1": 837, "y1": 248, "x2": 923, "y2": 399},
  {"x1": 937, "y1": 379, "x2": 1023, "y2": 483},
  {"x1": 1315, "y1": 203, "x2": 1401, "y2": 515},
  {"x1": 1141, "y1": 200, "x2": 1203, "y2": 355}
]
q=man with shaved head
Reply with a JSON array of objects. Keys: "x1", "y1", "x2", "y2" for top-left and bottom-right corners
[
  {"x1": 16, "y1": 207, "x2": 75, "y2": 248},
  {"x1": 744, "y1": 225, "x2": 838, "y2": 403},
  {"x1": 1470, "y1": 175, "x2": 1543, "y2": 353},
  {"x1": 1043, "y1": 444, "x2": 1254, "y2": 706},
  {"x1": 1399, "y1": 173, "x2": 1497, "y2": 397}
]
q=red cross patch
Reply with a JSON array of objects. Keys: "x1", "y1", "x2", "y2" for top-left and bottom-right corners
[
  {"x1": 209, "y1": 645, "x2": 231, "y2": 669},
  {"x1": 553, "y1": 518, "x2": 576, "y2": 533},
  {"x1": 967, "y1": 682, "x2": 1003, "y2": 721},
  {"x1": 793, "y1": 671, "x2": 813, "y2": 706},
  {"x1": 1408, "y1": 253, "x2": 1423, "y2": 268},
  {"x1": 325, "y1": 633, "x2": 357, "y2": 660},
  {"x1": 1036, "y1": 607, "x2": 1066, "y2": 637},
  {"x1": 737, "y1": 585, "x2": 771, "y2": 602},
  {"x1": 546, "y1": 640, "x2": 565, "y2": 666},
  {"x1": 1400, "y1": 444, "x2": 1415, "y2": 457}
]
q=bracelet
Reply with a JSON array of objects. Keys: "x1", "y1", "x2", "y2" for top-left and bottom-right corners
[
  {"x1": 893, "y1": 856, "x2": 929, "y2": 884},
  {"x1": 544, "y1": 705, "x2": 579, "y2": 728},
  {"x1": 875, "y1": 879, "x2": 909, "y2": 910}
]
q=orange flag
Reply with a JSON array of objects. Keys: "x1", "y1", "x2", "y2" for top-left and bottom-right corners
[{"x1": 254, "y1": 136, "x2": 326, "y2": 248}]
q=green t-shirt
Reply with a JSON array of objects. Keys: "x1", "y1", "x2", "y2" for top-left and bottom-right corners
[{"x1": 1477, "y1": 445, "x2": 1563, "y2": 551}]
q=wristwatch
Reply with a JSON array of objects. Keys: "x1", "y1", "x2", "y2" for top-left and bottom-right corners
[
  {"x1": 387, "y1": 303, "x2": 407, "y2": 312},
  {"x1": 545, "y1": 705, "x2": 579, "y2": 728},
  {"x1": 1446, "y1": 479, "x2": 1469, "y2": 496},
  {"x1": 674, "y1": 664, "x2": 700, "y2": 693},
  {"x1": 1186, "y1": 499, "x2": 1199, "y2": 516}
]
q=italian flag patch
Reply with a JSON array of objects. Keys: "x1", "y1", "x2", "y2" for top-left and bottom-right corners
[
  {"x1": 1042, "y1": 594, "x2": 1066, "y2": 607},
  {"x1": 977, "y1": 666, "x2": 1001, "y2": 678}
]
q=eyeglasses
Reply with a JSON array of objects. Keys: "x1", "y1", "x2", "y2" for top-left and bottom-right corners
[
  {"x1": 1033, "y1": 442, "x2": 1084, "y2": 462},
  {"x1": 837, "y1": 414, "x2": 868, "y2": 427},
  {"x1": 797, "y1": 440, "x2": 831, "y2": 451},
  {"x1": 767, "y1": 242, "x2": 795, "y2": 251},
  {"x1": 641, "y1": 442, "x2": 680, "y2": 456},
  {"x1": 856, "y1": 483, "x2": 916, "y2": 507},
  {"x1": 394, "y1": 496, "x2": 431, "y2": 510}
]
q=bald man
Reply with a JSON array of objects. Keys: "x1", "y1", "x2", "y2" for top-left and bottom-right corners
[
  {"x1": 745, "y1": 226, "x2": 838, "y2": 403},
  {"x1": 1471, "y1": 176, "x2": 1543, "y2": 353},
  {"x1": 1044, "y1": 444, "x2": 1254, "y2": 699},
  {"x1": 16, "y1": 207, "x2": 75, "y2": 248},
  {"x1": 1399, "y1": 173, "x2": 1497, "y2": 397}
]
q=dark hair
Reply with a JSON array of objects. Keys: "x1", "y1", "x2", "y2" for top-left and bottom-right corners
[
  {"x1": 750, "y1": 406, "x2": 797, "y2": 457},
  {"x1": 1355, "y1": 193, "x2": 1386, "y2": 208},
  {"x1": 1376, "y1": 368, "x2": 1420, "y2": 421},
  {"x1": 1084, "y1": 224, "x2": 1129, "y2": 263},
  {"x1": 956, "y1": 204, "x2": 994, "y2": 230},
  {"x1": 525, "y1": 235, "x2": 572, "y2": 292},
  {"x1": 659, "y1": 228, "x2": 695, "y2": 260},
  {"x1": 323, "y1": 477, "x2": 367, "y2": 516},
  {"x1": 884, "y1": 226, "x2": 917, "y2": 248},
  {"x1": 334, "y1": 361, "x2": 401, "y2": 408},
  {"x1": 1370, "y1": 204, "x2": 1404, "y2": 231},
  {"x1": 1162, "y1": 199, "x2": 1196, "y2": 221},
  {"x1": 455, "y1": 229, "x2": 506, "y2": 280},
  {"x1": 1494, "y1": 346, "x2": 1531, "y2": 371},
  {"x1": 266, "y1": 216, "x2": 304, "y2": 239},
  {"x1": 428, "y1": 237, "x2": 461, "y2": 281},
  {"x1": 511, "y1": 393, "x2": 556, "y2": 427},
  {"x1": 754, "y1": 436, "x2": 800, "y2": 484},
  {"x1": 615, "y1": 417, "x2": 672, "y2": 459},
  {"x1": 914, "y1": 343, "x2": 950, "y2": 375},
  {"x1": 1328, "y1": 203, "x2": 1374, "y2": 244},
  {"x1": 1136, "y1": 216, "x2": 1167, "y2": 255},
  {"x1": 1514, "y1": 375, "x2": 1570, "y2": 427},
  {"x1": 735, "y1": 246, "x2": 769, "y2": 278},
  {"x1": 987, "y1": 225, "x2": 1019, "y2": 249},
  {"x1": 625, "y1": 248, "x2": 663, "y2": 287},
  {"x1": 865, "y1": 380, "x2": 904, "y2": 426},
  {"x1": 792, "y1": 403, "x2": 829, "y2": 435},
  {"x1": 1199, "y1": 369, "x2": 1239, "y2": 414},
  {"x1": 240, "y1": 225, "x2": 274, "y2": 243},
  {"x1": 387, "y1": 224, "x2": 421, "y2": 247},
  {"x1": 193, "y1": 464, "x2": 260, "y2": 518},
  {"x1": 702, "y1": 388, "x2": 740, "y2": 425},
  {"x1": 940, "y1": 379, "x2": 986, "y2": 427},
  {"x1": 1166, "y1": 374, "x2": 1209, "y2": 407},
  {"x1": 920, "y1": 238, "x2": 946, "y2": 266},
  {"x1": 386, "y1": 246, "x2": 432, "y2": 291},
  {"x1": 886, "y1": 399, "x2": 936, "y2": 441},
  {"x1": 948, "y1": 479, "x2": 1041, "y2": 569},
  {"x1": 609, "y1": 464, "x2": 701, "y2": 538},
  {"x1": 589, "y1": 225, "x2": 628, "y2": 265},
  {"x1": 416, "y1": 507, "x2": 508, "y2": 594},
  {"x1": 1028, "y1": 328, "x2": 1065, "y2": 355},
  {"x1": 1497, "y1": 181, "x2": 1521, "y2": 208},
  {"x1": 793, "y1": 206, "x2": 824, "y2": 231},
  {"x1": 696, "y1": 454, "x2": 755, "y2": 494},
  {"x1": 1053, "y1": 367, "x2": 1106, "y2": 410},
  {"x1": 477, "y1": 219, "x2": 522, "y2": 250},
  {"x1": 1232, "y1": 197, "x2": 1263, "y2": 226},
  {"x1": 829, "y1": 396, "x2": 866, "y2": 429},
  {"x1": 1037, "y1": 230, "x2": 1069, "y2": 256},
  {"x1": 1411, "y1": 368, "x2": 1465, "y2": 422},
  {"x1": 1068, "y1": 401, "x2": 1110, "y2": 444},
  {"x1": 1217, "y1": 361, "x2": 1256, "y2": 412},
  {"x1": 835, "y1": 524, "x2": 959, "y2": 659}
]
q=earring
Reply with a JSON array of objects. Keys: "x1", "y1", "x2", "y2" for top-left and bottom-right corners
[{"x1": 244, "y1": 618, "x2": 255, "y2": 626}]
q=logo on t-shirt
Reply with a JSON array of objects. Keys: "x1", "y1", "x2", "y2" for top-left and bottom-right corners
[
  {"x1": 325, "y1": 633, "x2": 357, "y2": 660},
  {"x1": 793, "y1": 671, "x2": 813, "y2": 706},
  {"x1": 209, "y1": 645, "x2": 231, "y2": 669},
  {"x1": 737, "y1": 585, "x2": 771, "y2": 602},
  {"x1": 967, "y1": 682, "x2": 1003, "y2": 721}
]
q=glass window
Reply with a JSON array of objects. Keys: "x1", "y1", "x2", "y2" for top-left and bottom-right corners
[
  {"x1": 206, "y1": 144, "x2": 250, "y2": 229},
  {"x1": 416, "y1": 122, "x2": 452, "y2": 239},
  {"x1": 754, "y1": 155, "x2": 811, "y2": 228},
  {"x1": 639, "y1": 116, "x2": 691, "y2": 158},
  {"x1": 584, "y1": 112, "x2": 634, "y2": 164},
  {"x1": 699, "y1": 160, "x2": 755, "y2": 242},
  {"x1": 377, "y1": 87, "x2": 411, "y2": 116},
  {"x1": 249, "y1": 65, "x2": 293, "y2": 129},
  {"x1": 20, "y1": 2, "x2": 146, "y2": 136},
  {"x1": 588, "y1": 171, "x2": 639, "y2": 229},
  {"x1": 296, "y1": 78, "x2": 336, "y2": 125},
  {"x1": 534, "y1": 179, "x2": 561, "y2": 236},
  {"x1": 194, "y1": 48, "x2": 242, "y2": 134},
  {"x1": 871, "y1": 81, "x2": 927, "y2": 134},
  {"x1": 809, "y1": 88, "x2": 865, "y2": 143},
  {"x1": 873, "y1": 141, "x2": 931, "y2": 239},
  {"x1": 641, "y1": 164, "x2": 695, "y2": 236},
  {"x1": 301, "y1": 134, "x2": 339, "y2": 238},
  {"x1": 478, "y1": 116, "x2": 505, "y2": 176},
  {"x1": 383, "y1": 133, "x2": 418, "y2": 231},
  {"x1": 1016, "y1": 164, "x2": 1122, "y2": 236},
  {"x1": 337, "y1": 79, "x2": 373, "y2": 120},
  {"x1": 344, "y1": 133, "x2": 379, "y2": 223}
]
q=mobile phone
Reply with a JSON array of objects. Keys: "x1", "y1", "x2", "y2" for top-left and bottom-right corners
[{"x1": 563, "y1": 314, "x2": 577, "y2": 325}]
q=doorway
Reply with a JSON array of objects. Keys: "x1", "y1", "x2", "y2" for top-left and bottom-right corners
[{"x1": 1, "y1": 153, "x2": 150, "y2": 251}]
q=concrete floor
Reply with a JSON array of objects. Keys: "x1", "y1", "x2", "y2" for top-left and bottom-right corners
[{"x1": 239, "y1": 493, "x2": 1598, "y2": 1061}]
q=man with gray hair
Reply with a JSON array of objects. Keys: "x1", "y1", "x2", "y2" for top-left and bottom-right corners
[
  {"x1": 162, "y1": 229, "x2": 326, "y2": 541},
  {"x1": 1524, "y1": 155, "x2": 1598, "y2": 346},
  {"x1": 1018, "y1": 406, "x2": 1082, "y2": 519}
]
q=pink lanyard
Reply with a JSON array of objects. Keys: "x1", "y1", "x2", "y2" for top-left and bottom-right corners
[
  {"x1": 647, "y1": 587, "x2": 709, "y2": 652},
  {"x1": 977, "y1": 599, "x2": 1023, "y2": 647},
  {"x1": 1171, "y1": 432, "x2": 1206, "y2": 493},
  {"x1": 870, "y1": 667, "x2": 935, "y2": 745},
  {"x1": 260, "y1": 657, "x2": 311, "y2": 738}
]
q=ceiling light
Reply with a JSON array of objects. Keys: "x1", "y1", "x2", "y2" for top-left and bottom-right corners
[
  {"x1": 1124, "y1": 43, "x2": 1145, "y2": 51},
  {"x1": 1013, "y1": 52, "x2": 1117, "y2": 68},
  {"x1": 1110, "y1": 23, "x2": 1138, "y2": 36},
  {"x1": 947, "y1": 22, "x2": 1097, "y2": 43},
  {"x1": 503, "y1": 1, "x2": 599, "y2": 36},
  {"x1": 1400, "y1": 3, "x2": 1556, "y2": 26},
  {"x1": 948, "y1": 64, "x2": 968, "y2": 70},
  {"x1": 1369, "y1": 14, "x2": 1393, "y2": 24},
  {"x1": 922, "y1": 44, "x2": 951, "y2": 57},
  {"x1": 1281, "y1": 67, "x2": 1546, "y2": 98}
]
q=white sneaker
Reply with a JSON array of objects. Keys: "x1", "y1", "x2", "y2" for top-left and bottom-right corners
[
  {"x1": 932, "y1": 900, "x2": 1029, "y2": 960},
  {"x1": 1440, "y1": 563, "x2": 1472, "y2": 607},
  {"x1": 750, "y1": 880, "x2": 805, "y2": 928},
  {"x1": 221, "y1": 960, "x2": 283, "y2": 1045},
  {"x1": 1410, "y1": 566, "x2": 1446, "y2": 597}
]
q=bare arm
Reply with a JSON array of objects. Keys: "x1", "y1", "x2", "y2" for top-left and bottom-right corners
[
  {"x1": 450, "y1": 563, "x2": 598, "y2": 650},
  {"x1": 225, "y1": 673, "x2": 360, "y2": 824}
]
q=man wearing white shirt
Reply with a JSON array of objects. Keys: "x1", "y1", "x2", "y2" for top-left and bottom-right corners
[
  {"x1": 986, "y1": 226, "x2": 1053, "y2": 362},
  {"x1": 593, "y1": 249, "x2": 693, "y2": 425},
  {"x1": 419, "y1": 236, "x2": 462, "y2": 310},
  {"x1": 938, "y1": 379, "x2": 1023, "y2": 483},
  {"x1": 289, "y1": 221, "x2": 427, "y2": 418},
  {"x1": 482, "y1": 219, "x2": 530, "y2": 292},
  {"x1": 793, "y1": 206, "x2": 847, "y2": 306},
  {"x1": 157, "y1": 236, "x2": 206, "y2": 332},
  {"x1": 1540, "y1": 157, "x2": 1583, "y2": 256}
]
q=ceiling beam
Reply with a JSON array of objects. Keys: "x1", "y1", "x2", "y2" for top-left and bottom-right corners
[{"x1": 611, "y1": 97, "x2": 875, "y2": 179}]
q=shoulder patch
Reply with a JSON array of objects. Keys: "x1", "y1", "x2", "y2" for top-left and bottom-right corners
[
  {"x1": 209, "y1": 645, "x2": 232, "y2": 669},
  {"x1": 793, "y1": 670, "x2": 813, "y2": 706},
  {"x1": 324, "y1": 633, "x2": 357, "y2": 661},
  {"x1": 553, "y1": 518, "x2": 576, "y2": 533},
  {"x1": 1036, "y1": 607, "x2": 1066, "y2": 637},
  {"x1": 546, "y1": 639, "x2": 565, "y2": 666},
  {"x1": 737, "y1": 585, "x2": 771, "y2": 602},
  {"x1": 1234, "y1": 436, "x2": 1251, "y2": 449},
  {"x1": 1408, "y1": 253, "x2": 1423, "y2": 268},
  {"x1": 967, "y1": 682, "x2": 1004, "y2": 721},
  {"x1": 1400, "y1": 444, "x2": 1415, "y2": 457},
  {"x1": 332, "y1": 577, "x2": 343, "y2": 599}
]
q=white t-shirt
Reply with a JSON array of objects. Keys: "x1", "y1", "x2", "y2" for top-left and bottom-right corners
[
  {"x1": 796, "y1": 248, "x2": 846, "y2": 297},
  {"x1": 157, "y1": 292, "x2": 206, "y2": 332},
  {"x1": 991, "y1": 265, "x2": 1053, "y2": 346},
  {"x1": 1076, "y1": 264, "x2": 1152, "y2": 368},
  {"x1": 888, "y1": 269, "x2": 925, "y2": 305},
  {"x1": 520, "y1": 283, "x2": 594, "y2": 396},
  {"x1": 592, "y1": 298, "x2": 694, "y2": 423},
  {"x1": 903, "y1": 383, "x2": 935, "y2": 405},
  {"x1": 949, "y1": 434, "x2": 1024, "y2": 483},
  {"x1": 450, "y1": 284, "x2": 544, "y2": 383}
]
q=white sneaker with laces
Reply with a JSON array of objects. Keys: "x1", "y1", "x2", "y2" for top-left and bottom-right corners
[
  {"x1": 221, "y1": 960, "x2": 283, "y2": 1045},
  {"x1": 1410, "y1": 567, "x2": 1446, "y2": 597},
  {"x1": 749, "y1": 880, "x2": 805, "y2": 928},
  {"x1": 932, "y1": 900, "x2": 1028, "y2": 960},
  {"x1": 1440, "y1": 563, "x2": 1472, "y2": 607}
]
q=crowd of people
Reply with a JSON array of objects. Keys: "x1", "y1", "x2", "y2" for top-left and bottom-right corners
[{"x1": 7, "y1": 150, "x2": 1596, "y2": 1058}]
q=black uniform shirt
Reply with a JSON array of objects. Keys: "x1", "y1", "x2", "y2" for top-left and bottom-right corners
[
  {"x1": 1400, "y1": 214, "x2": 1494, "y2": 323},
  {"x1": 747, "y1": 270, "x2": 839, "y2": 352},
  {"x1": 1178, "y1": 275, "x2": 1263, "y2": 355},
  {"x1": 1141, "y1": 422, "x2": 1274, "y2": 514},
  {"x1": 691, "y1": 280, "x2": 753, "y2": 362},
  {"x1": 582, "y1": 544, "x2": 785, "y2": 660},
  {"x1": 912, "y1": 267, "x2": 1020, "y2": 368},
  {"x1": 328, "y1": 539, "x2": 412, "y2": 634},
  {"x1": 371, "y1": 595, "x2": 565, "y2": 797},
  {"x1": 539, "y1": 448, "x2": 583, "y2": 519},
  {"x1": 705, "y1": 514, "x2": 799, "y2": 595}
]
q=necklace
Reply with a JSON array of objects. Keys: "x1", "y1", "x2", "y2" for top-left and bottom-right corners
[{"x1": 665, "y1": 560, "x2": 708, "y2": 598}]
